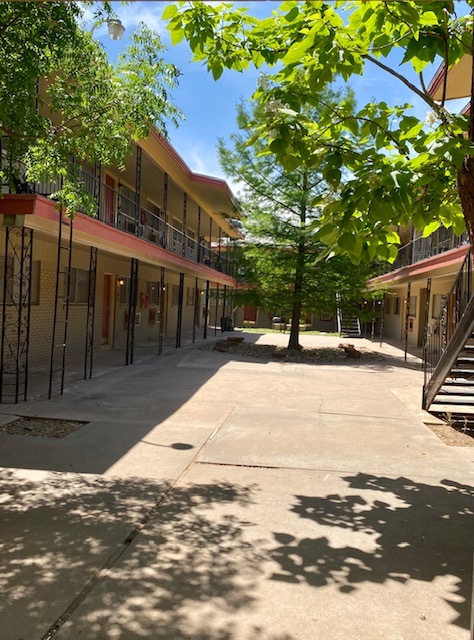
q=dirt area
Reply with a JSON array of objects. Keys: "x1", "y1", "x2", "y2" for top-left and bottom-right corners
[
  {"x1": 425, "y1": 421, "x2": 474, "y2": 447},
  {"x1": 200, "y1": 341, "x2": 385, "y2": 363},
  {"x1": 0, "y1": 416, "x2": 88, "y2": 438}
]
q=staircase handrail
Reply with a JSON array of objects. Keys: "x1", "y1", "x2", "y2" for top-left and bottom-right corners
[
  {"x1": 423, "y1": 294, "x2": 474, "y2": 409},
  {"x1": 422, "y1": 247, "x2": 472, "y2": 409}
]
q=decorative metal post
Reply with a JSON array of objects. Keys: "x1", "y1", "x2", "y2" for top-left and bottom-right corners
[
  {"x1": 135, "y1": 145, "x2": 142, "y2": 235},
  {"x1": 182, "y1": 192, "x2": 187, "y2": 258},
  {"x1": 158, "y1": 266, "x2": 165, "y2": 355},
  {"x1": 94, "y1": 163, "x2": 102, "y2": 219},
  {"x1": 379, "y1": 296, "x2": 385, "y2": 347},
  {"x1": 193, "y1": 277, "x2": 199, "y2": 343},
  {"x1": 214, "y1": 283, "x2": 220, "y2": 335},
  {"x1": 203, "y1": 279, "x2": 210, "y2": 339},
  {"x1": 404, "y1": 282, "x2": 411, "y2": 362},
  {"x1": 422, "y1": 277, "x2": 432, "y2": 379},
  {"x1": 197, "y1": 206, "x2": 202, "y2": 263},
  {"x1": 176, "y1": 272, "x2": 184, "y2": 348},
  {"x1": 162, "y1": 172, "x2": 168, "y2": 248},
  {"x1": 125, "y1": 258, "x2": 138, "y2": 365},
  {"x1": 84, "y1": 246, "x2": 98, "y2": 379},
  {"x1": 0, "y1": 227, "x2": 33, "y2": 403}
]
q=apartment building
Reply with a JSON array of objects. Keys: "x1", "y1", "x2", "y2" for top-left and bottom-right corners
[{"x1": 0, "y1": 131, "x2": 241, "y2": 402}]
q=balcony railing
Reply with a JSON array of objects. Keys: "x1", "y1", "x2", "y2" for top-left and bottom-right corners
[
  {"x1": 30, "y1": 171, "x2": 236, "y2": 276},
  {"x1": 389, "y1": 229, "x2": 469, "y2": 272}
]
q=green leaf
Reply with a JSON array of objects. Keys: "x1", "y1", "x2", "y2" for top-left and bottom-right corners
[
  {"x1": 421, "y1": 220, "x2": 441, "y2": 237},
  {"x1": 162, "y1": 4, "x2": 178, "y2": 20}
]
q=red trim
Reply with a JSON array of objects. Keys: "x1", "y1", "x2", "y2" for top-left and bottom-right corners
[
  {"x1": 371, "y1": 245, "x2": 469, "y2": 286},
  {"x1": 151, "y1": 131, "x2": 238, "y2": 207},
  {"x1": 427, "y1": 60, "x2": 445, "y2": 97},
  {"x1": 0, "y1": 195, "x2": 237, "y2": 285}
]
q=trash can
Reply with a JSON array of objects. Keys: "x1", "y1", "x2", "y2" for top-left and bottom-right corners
[{"x1": 220, "y1": 316, "x2": 233, "y2": 332}]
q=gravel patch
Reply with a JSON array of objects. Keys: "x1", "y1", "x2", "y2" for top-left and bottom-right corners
[
  {"x1": 0, "y1": 416, "x2": 88, "y2": 438},
  {"x1": 426, "y1": 422, "x2": 474, "y2": 447}
]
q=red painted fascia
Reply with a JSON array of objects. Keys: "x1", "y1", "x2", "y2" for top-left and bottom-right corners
[
  {"x1": 0, "y1": 194, "x2": 236, "y2": 285},
  {"x1": 427, "y1": 60, "x2": 445, "y2": 97},
  {"x1": 371, "y1": 245, "x2": 469, "y2": 286}
]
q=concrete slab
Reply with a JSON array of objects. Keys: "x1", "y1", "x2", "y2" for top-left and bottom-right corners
[
  {"x1": 198, "y1": 405, "x2": 474, "y2": 478},
  {"x1": 55, "y1": 465, "x2": 473, "y2": 640},
  {"x1": 0, "y1": 467, "x2": 170, "y2": 640}
]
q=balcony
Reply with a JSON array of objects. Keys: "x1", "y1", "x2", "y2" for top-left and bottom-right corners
[
  {"x1": 388, "y1": 228, "x2": 469, "y2": 272},
  {"x1": 30, "y1": 169, "x2": 237, "y2": 277}
]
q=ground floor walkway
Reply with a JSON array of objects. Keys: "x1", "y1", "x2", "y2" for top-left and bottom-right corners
[{"x1": 0, "y1": 333, "x2": 473, "y2": 639}]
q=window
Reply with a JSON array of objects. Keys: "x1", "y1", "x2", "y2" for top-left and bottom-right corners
[
  {"x1": 65, "y1": 268, "x2": 89, "y2": 303},
  {"x1": 146, "y1": 281, "x2": 160, "y2": 306},
  {"x1": 0, "y1": 257, "x2": 40, "y2": 305},
  {"x1": 384, "y1": 297, "x2": 391, "y2": 314},
  {"x1": 408, "y1": 295, "x2": 417, "y2": 317},
  {"x1": 394, "y1": 297, "x2": 400, "y2": 315}
]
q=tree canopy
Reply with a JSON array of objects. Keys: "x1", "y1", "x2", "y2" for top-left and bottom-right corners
[
  {"x1": 165, "y1": 1, "x2": 474, "y2": 263},
  {"x1": 1, "y1": 1, "x2": 182, "y2": 215},
  {"x1": 220, "y1": 93, "x2": 379, "y2": 349}
]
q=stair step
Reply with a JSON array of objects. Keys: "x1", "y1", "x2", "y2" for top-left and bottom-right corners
[
  {"x1": 438, "y1": 387, "x2": 474, "y2": 396},
  {"x1": 443, "y1": 379, "x2": 474, "y2": 386},
  {"x1": 449, "y1": 369, "x2": 474, "y2": 378},
  {"x1": 429, "y1": 403, "x2": 474, "y2": 415},
  {"x1": 432, "y1": 397, "x2": 474, "y2": 406}
]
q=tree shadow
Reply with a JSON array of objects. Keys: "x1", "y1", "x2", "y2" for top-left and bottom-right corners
[
  {"x1": 1, "y1": 470, "x2": 295, "y2": 640},
  {"x1": 270, "y1": 473, "x2": 473, "y2": 630}
]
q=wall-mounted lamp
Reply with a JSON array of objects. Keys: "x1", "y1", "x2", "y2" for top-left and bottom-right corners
[{"x1": 118, "y1": 277, "x2": 125, "y2": 286}]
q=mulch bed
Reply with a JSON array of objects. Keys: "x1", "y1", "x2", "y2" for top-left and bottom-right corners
[
  {"x1": 200, "y1": 341, "x2": 385, "y2": 363},
  {"x1": 426, "y1": 422, "x2": 474, "y2": 447},
  {"x1": 0, "y1": 416, "x2": 88, "y2": 438}
]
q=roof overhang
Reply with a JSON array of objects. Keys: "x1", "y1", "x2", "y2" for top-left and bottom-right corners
[{"x1": 428, "y1": 54, "x2": 472, "y2": 101}]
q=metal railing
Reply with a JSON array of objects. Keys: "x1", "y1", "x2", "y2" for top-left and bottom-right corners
[
  {"x1": 423, "y1": 248, "x2": 472, "y2": 407},
  {"x1": 30, "y1": 170, "x2": 236, "y2": 276},
  {"x1": 389, "y1": 230, "x2": 469, "y2": 272}
]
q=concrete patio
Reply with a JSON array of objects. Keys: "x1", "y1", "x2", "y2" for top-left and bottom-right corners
[{"x1": 0, "y1": 332, "x2": 473, "y2": 639}]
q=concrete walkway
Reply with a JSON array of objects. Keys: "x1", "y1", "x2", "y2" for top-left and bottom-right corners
[{"x1": 0, "y1": 332, "x2": 473, "y2": 640}]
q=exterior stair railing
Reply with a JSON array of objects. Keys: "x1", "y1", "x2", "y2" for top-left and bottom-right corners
[{"x1": 423, "y1": 248, "x2": 474, "y2": 409}]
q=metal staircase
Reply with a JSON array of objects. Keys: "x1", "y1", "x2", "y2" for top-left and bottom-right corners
[
  {"x1": 336, "y1": 294, "x2": 361, "y2": 338},
  {"x1": 423, "y1": 249, "x2": 474, "y2": 425}
]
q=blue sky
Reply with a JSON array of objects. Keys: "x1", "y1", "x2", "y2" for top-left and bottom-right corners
[{"x1": 85, "y1": 1, "x2": 470, "y2": 195}]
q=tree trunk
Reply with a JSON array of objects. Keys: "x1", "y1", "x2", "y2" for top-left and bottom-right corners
[
  {"x1": 458, "y1": 157, "x2": 474, "y2": 250},
  {"x1": 288, "y1": 257, "x2": 304, "y2": 350}
]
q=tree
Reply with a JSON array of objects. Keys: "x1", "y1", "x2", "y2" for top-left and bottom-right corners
[
  {"x1": 1, "y1": 2, "x2": 182, "y2": 215},
  {"x1": 219, "y1": 95, "x2": 378, "y2": 349},
  {"x1": 164, "y1": 1, "x2": 474, "y2": 264}
]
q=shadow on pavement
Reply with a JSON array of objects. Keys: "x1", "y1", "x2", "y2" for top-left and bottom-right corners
[{"x1": 270, "y1": 472, "x2": 474, "y2": 631}]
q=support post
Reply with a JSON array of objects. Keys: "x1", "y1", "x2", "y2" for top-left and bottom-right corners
[
  {"x1": 125, "y1": 258, "x2": 138, "y2": 365},
  {"x1": 135, "y1": 145, "x2": 142, "y2": 236},
  {"x1": 158, "y1": 266, "x2": 165, "y2": 355},
  {"x1": 214, "y1": 283, "x2": 220, "y2": 336},
  {"x1": 84, "y1": 246, "x2": 98, "y2": 379},
  {"x1": 162, "y1": 172, "x2": 168, "y2": 248},
  {"x1": 203, "y1": 280, "x2": 210, "y2": 339},
  {"x1": 404, "y1": 282, "x2": 411, "y2": 362},
  {"x1": 176, "y1": 272, "x2": 184, "y2": 348},
  {"x1": 197, "y1": 206, "x2": 202, "y2": 263},
  {"x1": 182, "y1": 192, "x2": 187, "y2": 258}
]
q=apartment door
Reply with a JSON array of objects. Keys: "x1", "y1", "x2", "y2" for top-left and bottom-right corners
[
  {"x1": 102, "y1": 274, "x2": 111, "y2": 344},
  {"x1": 104, "y1": 174, "x2": 116, "y2": 226}
]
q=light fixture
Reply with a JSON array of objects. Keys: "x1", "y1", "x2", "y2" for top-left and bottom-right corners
[
  {"x1": 90, "y1": 18, "x2": 126, "y2": 41},
  {"x1": 106, "y1": 19, "x2": 125, "y2": 41},
  {"x1": 118, "y1": 277, "x2": 125, "y2": 286}
]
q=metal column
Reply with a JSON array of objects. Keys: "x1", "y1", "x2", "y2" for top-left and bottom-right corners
[
  {"x1": 162, "y1": 172, "x2": 168, "y2": 248},
  {"x1": 135, "y1": 145, "x2": 142, "y2": 236},
  {"x1": 192, "y1": 277, "x2": 199, "y2": 343},
  {"x1": 125, "y1": 258, "x2": 138, "y2": 365},
  {"x1": 214, "y1": 283, "x2": 220, "y2": 335},
  {"x1": 203, "y1": 280, "x2": 210, "y2": 339},
  {"x1": 197, "y1": 206, "x2": 202, "y2": 263},
  {"x1": 84, "y1": 246, "x2": 98, "y2": 379},
  {"x1": 182, "y1": 192, "x2": 187, "y2": 258},
  {"x1": 49, "y1": 209, "x2": 73, "y2": 398},
  {"x1": 0, "y1": 227, "x2": 33, "y2": 403},
  {"x1": 158, "y1": 266, "x2": 165, "y2": 355},
  {"x1": 404, "y1": 282, "x2": 411, "y2": 362},
  {"x1": 176, "y1": 272, "x2": 184, "y2": 348}
]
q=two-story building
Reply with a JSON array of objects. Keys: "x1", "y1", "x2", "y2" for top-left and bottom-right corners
[{"x1": 0, "y1": 131, "x2": 241, "y2": 402}]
